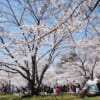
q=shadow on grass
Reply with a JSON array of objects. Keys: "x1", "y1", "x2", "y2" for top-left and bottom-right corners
[{"x1": 21, "y1": 94, "x2": 34, "y2": 99}]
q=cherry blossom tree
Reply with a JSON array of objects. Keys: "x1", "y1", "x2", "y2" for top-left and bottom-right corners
[
  {"x1": 0, "y1": 0, "x2": 99, "y2": 94},
  {"x1": 58, "y1": 37, "x2": 100, "y2": 80}
]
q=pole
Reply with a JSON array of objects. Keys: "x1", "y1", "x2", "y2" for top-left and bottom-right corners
[{"x1": 8, "y1": 71, "x2": 11, "y2": 93}]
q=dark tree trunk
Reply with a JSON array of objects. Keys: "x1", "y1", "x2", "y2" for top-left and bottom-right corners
[
  {"x1": 37, "y1": 64, "x2": 49, "y2": 91},
  {"x1": 28, "y1": 80, "x2": 40, "y2": 95}
]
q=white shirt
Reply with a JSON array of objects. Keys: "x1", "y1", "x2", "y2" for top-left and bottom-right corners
[{"x1": 83, "y1": 79, "x2": 100, "y2": 94}]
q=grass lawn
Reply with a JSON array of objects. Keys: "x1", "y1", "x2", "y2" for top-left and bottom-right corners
[
  {"x1": 0, "y1": 94, "x2": 100, "y2": 100},
  {"x1": 0, "y1": 94, "x2": 19, "y2": 100}
]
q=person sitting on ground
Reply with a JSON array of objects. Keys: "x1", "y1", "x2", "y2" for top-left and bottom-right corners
[{"x1": 80, "y1": 76, "x2": 100, "y2": 98}]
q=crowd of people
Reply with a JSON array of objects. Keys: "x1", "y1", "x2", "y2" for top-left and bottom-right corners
[
  {"x1": 0, "y1": 76, "x2": 100, "y2": 98},
  {"x1": 0, "y1": 83, "x2": 20, "y2": 95},
  {"x1": 40, "y1": 81, "x2": 81, "y2": 95},
  {"x1": 0, "y1": 80, "x2": 81, "y2": 95},
  {"x1": 40, "y1": 76, "x2": 100, "y2": 98}
]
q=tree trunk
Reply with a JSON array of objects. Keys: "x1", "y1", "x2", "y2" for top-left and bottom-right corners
[
  {"x1": 37, "y1": 64, "x2": 49, "y2": 91},
  {"x1": 28, "y1": 80, "x2": 39, "y2": 95}
]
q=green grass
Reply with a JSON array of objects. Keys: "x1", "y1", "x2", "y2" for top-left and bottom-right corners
[
  {"x1": 22, "y1": 94, "x2": 100, "y2": 100},
  {"x1": 0, "y1": 94, "x2": 100, "y2": 100},
  {"x1": 0, "y1": 94, "x2": 19, "y2": 100}
]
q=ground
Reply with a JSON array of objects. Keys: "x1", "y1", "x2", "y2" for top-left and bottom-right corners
[{"x1": 0, "y1": 94, "x2": 100, "y2": 100}]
